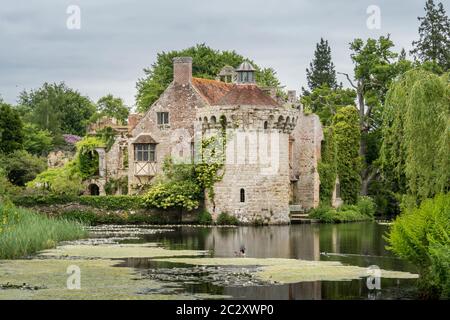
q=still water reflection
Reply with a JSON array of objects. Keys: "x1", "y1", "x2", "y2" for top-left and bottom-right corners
[{"x1": 120, "y1": 222, "x2": 418, "y2": 300}]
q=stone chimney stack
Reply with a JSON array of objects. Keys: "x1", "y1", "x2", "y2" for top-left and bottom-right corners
[
  {"x1": 173, "y1": 57, "x2": 192, "y2": 85},
  {"x1": 288, "y1": 90, "x2": 297, "y2": 103}
]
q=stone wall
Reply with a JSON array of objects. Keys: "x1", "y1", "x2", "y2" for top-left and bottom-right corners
[
  {"x1": 290, "y1": 113, "x2": 323, "y2": 210},
  {"x1": 128, "y1": 81, "x2": 207, "y2": 193},
  {"x1": 198, "y1": 105, "x2": 297, "y2": 224}
]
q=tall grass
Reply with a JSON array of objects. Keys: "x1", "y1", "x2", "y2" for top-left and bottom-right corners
[{"x1": 0, "y1": 202, "x2": 87, "y2": 259}]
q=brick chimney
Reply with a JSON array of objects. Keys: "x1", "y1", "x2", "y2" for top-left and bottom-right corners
[
  {"x1": 128, "y1": 113, "x2": 142, "y2": 131},
  {"x1": 173, "y1": 57, "x2": 192, "y2": 85}
]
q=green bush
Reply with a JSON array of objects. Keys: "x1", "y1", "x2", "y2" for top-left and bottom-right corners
[
  {"x1": 216, "y1": 212, "x2": 239, "y2": 225},
  {"x1": 356, "y1": 196, "x2": 376, "y2": 217},
  {"x1": 143, "y1": 180, "x2": 201, "y2": 211},
  {"x1": 197, "y1": 210, "x2": 213, "y2": 225},
  {"x1": 309, "y1": 200, "x2": 374, "y2": 223},
  {"x1": 1, "y1": 150, "x2": 47, "y2": 187},
  {"x1": 26, "y1": 162, "x2": 84, "y2": 196},
  {"x1": 387, "y1": 193, "x2": 450, "y2": 299},
  {"x1": 11, "y1": 194, "x2": 145, "y2": 211}
]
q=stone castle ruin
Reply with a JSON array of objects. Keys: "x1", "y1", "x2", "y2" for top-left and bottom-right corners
[{"x1": 85, "y1": 57, "x2": 324, "y2": 224}]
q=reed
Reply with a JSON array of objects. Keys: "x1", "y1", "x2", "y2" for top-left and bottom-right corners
[{"x1": 0, "y1": 202, "x2": 87, "y2": 259}]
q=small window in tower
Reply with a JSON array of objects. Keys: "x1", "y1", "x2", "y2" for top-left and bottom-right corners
[
  {"x1": 240, "y1": 188, "x2": 245, "y2": 203},
  {"x1": 264, "y1": 121, "x2": 268, "y2": 130},
  {"x1": 157, "y1": 112, "x2": 169, "y2": 125}
]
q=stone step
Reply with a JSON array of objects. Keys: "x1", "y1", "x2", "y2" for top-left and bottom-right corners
[{"x1": 290, "y1": 213, "x2": 309, "y2": 218}]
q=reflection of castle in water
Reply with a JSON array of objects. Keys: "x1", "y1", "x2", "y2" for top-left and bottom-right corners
[
  {"x1": 204, "y1": 225, "x2": 323, "y2": 299},
  {"x1": 204, "y1": 225, "x2": 321, "y2": 260}
]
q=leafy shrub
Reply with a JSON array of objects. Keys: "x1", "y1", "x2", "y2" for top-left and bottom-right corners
[
  {"x1": 197, "y1": 210, "x2": 213, "y2": 225},
  {"x1": 357, "y1": 196, "x2": 376, "y2": 217},
  {"x1": 27, "y1": 162, "x2": 83, "y2": 196},
  {"x1": 309, "y1": 201, "x2": 373, "y2": 223},
  {"x1": 1, "y1": 150, "x2": 47, "y2": 186},
  {"x1": 387, "y1": 193, "x2": 449, "y2": 299},
  {"x1": 216, "y1": 212, "x2": 239, "y2": 225},
  {"x1": 143, "y1": 180, "x2": 201, "y2": 211}
]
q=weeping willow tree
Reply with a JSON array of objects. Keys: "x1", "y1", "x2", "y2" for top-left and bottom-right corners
[{"x1": 381, "y1": 69, "x2": 450, "y2": 201}]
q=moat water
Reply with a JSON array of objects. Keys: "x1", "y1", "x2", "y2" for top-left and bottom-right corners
[{"x1": 106, "y1": 222, "x2": 419, "y2": 300}]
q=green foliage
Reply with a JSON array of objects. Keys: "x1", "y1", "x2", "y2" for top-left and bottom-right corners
[
  {"x1": 22, "y1": 123, "x2": 53, "y2": 156},
  {"x1": 356, "y1": 196, "x2": 376, "y2": 218},
  {"x1": 197, "y1": 210, "x2": 213, "y2": 225},
  {"x1": 0, "y1": 103, "x2": 24, "y2": 154},
  {"x1": 95, "y1": 126, "x2": 116, "y2": 152},
  {"x1": 216, "y1": 212, "x2": 239, "y2": 225},
  {"x1": 305, "y1": 38, "x2": 338, "y2": 92},
  {"x1": 387, "y1": 193, "x2": 450, "y2": 298},
  {"x1": 301, "y1": 85, "x2": 356, "y2": 125},
  {"x1": 309, "y1": 198, "x2": 375, "y2": 223},
  {"x1": 75, "y1": 136, "x2": 105, "y2": 179},
  {"x1": 318, "y1": 127, "x2": 337, "y2": 205},
  {"x1": 0, "y1": 150, "x2": 47, "y2": 186},
  {"x1": 104, "y1": 176, "x2": 128, "y2": 195},
  {"x1": 143, "y1": 180, "x2": 201, "y2": 211},
  {"x1": 411, "y1": 0, "x2": 450, "y2": 71},
  {"x1": 93, "y1": 94, "x2": 130, "y2": 124},
  {"x1": 0, "y1": 202, "x2": 86, "y2": 259},
  {"x1": 18, "y1": 82, "x2": 95, "y2": 138},
  {"x1": 12, "y1": 194, "x2": 145, "y2": 211},
  {"x1": 0, "y1": 169, "x2": 22, "y2": 199},
  {"x1": 333, "y1": 106, "x2": 362, "y2": 204},
  {"x1": 27, "y1": 162, "x2": 84, "y2": 196},
  {"x1": 135, "y1": 44, "x2": 282, "y2": 112},
  {"x1": 380, "y1": 69, "x2": 449, "y2": 201}
]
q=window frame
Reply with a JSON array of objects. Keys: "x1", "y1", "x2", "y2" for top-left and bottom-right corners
[
  {"x1": 157, "y1": 112, "x2": 169, "y2": 125},
  {"x1": 134, "y1": 143, "x2": 156, "y2": 162}
]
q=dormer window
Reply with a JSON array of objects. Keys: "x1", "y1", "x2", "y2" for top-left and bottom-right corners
[{"x1": 157, "y1": 112, "x2": 169, "y2": 125}]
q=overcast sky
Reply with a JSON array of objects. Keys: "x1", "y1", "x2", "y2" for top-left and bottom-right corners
[{"x1": 0, "y1": 0, "x2": 431, "y2": 110}]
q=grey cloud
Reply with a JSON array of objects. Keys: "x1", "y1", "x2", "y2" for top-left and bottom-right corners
[{"x1": 0, "y1": 0, "x2": 427, "y2": 107}]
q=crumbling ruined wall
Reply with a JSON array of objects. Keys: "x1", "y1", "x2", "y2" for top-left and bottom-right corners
[{"x1": 290, "y1": 113, "x2": 323, "y2": 210}]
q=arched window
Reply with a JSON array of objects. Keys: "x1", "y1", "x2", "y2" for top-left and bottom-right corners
[
  {"x1": 240, "y1": 188, "x2": 245, "y2": 203},
  {"x1": 264, "y1": 121, "x2": 268, "y2": 130}
]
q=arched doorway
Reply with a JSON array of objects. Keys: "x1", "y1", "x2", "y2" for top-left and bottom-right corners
[{"x1": 89, "y1": 184, "x2": 100, "y2": 196}]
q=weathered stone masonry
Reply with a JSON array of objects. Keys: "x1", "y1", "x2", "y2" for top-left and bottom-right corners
[{"x1": 84, "y1": 57, "x2": 323, "y2": 224}]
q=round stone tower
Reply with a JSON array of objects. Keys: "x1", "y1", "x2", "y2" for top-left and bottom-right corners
[{"x1": 196, "y1": 104, "x2": 298, "y2": 224}]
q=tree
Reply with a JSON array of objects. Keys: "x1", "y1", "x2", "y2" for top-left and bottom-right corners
[
  {"x1": 1, "y1": 150, "x2": 47, "y2": 186},
  {"x1": 135, "y1": 44, "x2": 282, "y2": 112},
  {"x1": 411, "y1": 0, "x2": 450, "y2": 71},
  {"x1": 19, "y1": 82, "x2": 95, "y2": 138},
  {"x1": 339, "y1": 36, "x2": 412, "y2": 194},
  {"x1": 301, "y1": 85, "x2": 356, "y2": 125},
  {"x1": 93, "y1": 94, "x2": 130, "y2": 124},
  {"x1": 380, "y1": 69, "x2": 449, "y2": 201},
  {"x1": 0, "y1": 103, "x2": 24, "y2": 154},
  {"x1": 22, "y1": 123, "x2": 53, "y2": 156},
  {"x1": 333, "y1": 106, "x2": 362, "y2": 204},
  {"x1": 304, "y1": 38, "x2": 338, "y2": 93}
]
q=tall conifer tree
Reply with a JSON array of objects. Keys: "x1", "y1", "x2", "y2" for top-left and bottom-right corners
[
  {"x1": 411, "y1": 0, "x2": 450, "y2": 70},
  {"x1": 305, "y1": 38, "x2": 338, "y2": 92}
]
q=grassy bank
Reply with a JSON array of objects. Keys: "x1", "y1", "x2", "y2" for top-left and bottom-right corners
[
  {"x1": 0, "y1": 202, "x2": 87, "y2": 259},
  {"x1": 308, "y1": 197, "x2": 376, "y2": 223}
]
